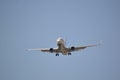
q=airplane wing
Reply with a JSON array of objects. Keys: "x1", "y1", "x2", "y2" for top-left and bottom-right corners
[
  {"x1": 67, "y1": 44, "x2": 99, "y2": 52},
  {"x1": 28, "y1": 48, "x2": 60, "y2": 53}
]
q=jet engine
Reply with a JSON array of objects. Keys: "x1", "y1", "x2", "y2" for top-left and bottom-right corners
[
  {"x1": 50, "y1": 48, "x2": 54, "y2": 53},
  {"x1": 71, "y1": 46, "x2": 75, "y2": 51}
]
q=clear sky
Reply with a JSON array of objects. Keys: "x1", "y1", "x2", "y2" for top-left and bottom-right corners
[{"x1": 0, "y1": 0, "x2": 120, "y2": 80}]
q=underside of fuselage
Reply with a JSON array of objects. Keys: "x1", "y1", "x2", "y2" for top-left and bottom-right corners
[
  {"x1": 56, "y1": 38, "x2": 72, "y2": 56},
  {"x1": 56, "y1": 43, "x2": 71, "y2": 56}
]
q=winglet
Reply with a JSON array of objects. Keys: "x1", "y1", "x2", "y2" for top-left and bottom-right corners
[
  {"x1": 87, "y1": 40, "x2": 103, "y2": 47},
  {"x1": 27, "y1": 49, "x2": 35, "y2": 51},
  {"x1": 27, "y1": 49, "x2": 32, "y2": 51},
  {"x1": 98, "y1": 40, "x2": 103, "y2": 46}
]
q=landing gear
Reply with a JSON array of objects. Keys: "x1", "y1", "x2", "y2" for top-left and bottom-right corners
[
  {"x1": 68, "y1": 53, "x2": 71, "y2": 55},
  {"x1": 55, "y1": 53, "x2": 59, "y2": 56}
]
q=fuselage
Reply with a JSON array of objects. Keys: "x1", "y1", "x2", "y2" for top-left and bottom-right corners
[{"x1": 56, "y1": 38, "x2": 68, "y2": 55}]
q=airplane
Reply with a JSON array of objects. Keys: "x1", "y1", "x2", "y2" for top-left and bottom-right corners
[{"x1": 28, "y1": 37, "x2": 100, "y2": 56}]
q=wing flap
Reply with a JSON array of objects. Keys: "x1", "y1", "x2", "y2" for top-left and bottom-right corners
[
  {"x1": 67, "y1": 44, "x2": 99, "y2": 52},
  {"x1": 28, "y1": 48, "x2": 60, "y2": 53}
]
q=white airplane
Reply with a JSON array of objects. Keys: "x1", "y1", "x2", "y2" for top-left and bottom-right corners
[{"x1": 28, "y1": 37, "x2": 100, "y2": 56}]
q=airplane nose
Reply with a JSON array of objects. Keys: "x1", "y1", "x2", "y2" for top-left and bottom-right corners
[
  {"x1": 56, "y1": 37, "x2": 64, "y2": 44},
  {"x1": 57, "y1": 37, "x2": 61, "y2": 42}
]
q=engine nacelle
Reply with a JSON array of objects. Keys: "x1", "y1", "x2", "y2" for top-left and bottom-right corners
[
  {"x1": 71, "y1": 46, "x2": 75, "y2": 51},
  {"x1": 50, "y1": 48, "x2": 54, "y2": 53}
]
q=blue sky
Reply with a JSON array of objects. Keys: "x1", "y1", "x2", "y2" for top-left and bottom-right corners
[{"x1": 0, "y1": 0, "x2": 120, "y2": 80}]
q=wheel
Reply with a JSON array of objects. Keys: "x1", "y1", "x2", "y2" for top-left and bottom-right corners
[
  {"x1": 68, "y1": 53, "x2": 71, "y2": 55},
  {"x1": 55, "y1": 53, "x2": 59, "y2": 56}
]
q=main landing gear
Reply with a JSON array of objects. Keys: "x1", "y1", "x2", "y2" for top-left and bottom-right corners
[
  {"x1": 55, "y1": 53, "x2": 59, "y2": 56},
  {"x1": 68, "y1": 53, "x2": 71, "y2": 55}
]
